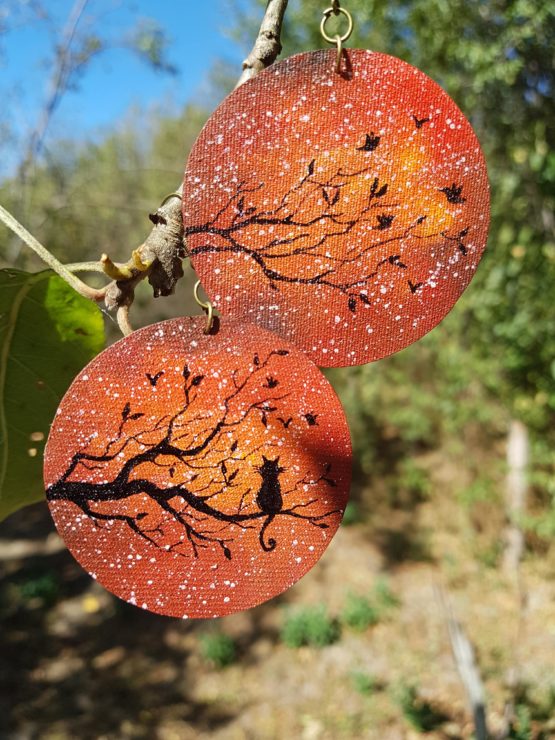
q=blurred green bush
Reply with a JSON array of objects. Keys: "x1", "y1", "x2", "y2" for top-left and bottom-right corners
[
  {"x1": 199, "y1": 632, "x2": 237, "y2": 668},
  {"x1": 281, "y1": 604, "x2": 340, "y2": 648}
]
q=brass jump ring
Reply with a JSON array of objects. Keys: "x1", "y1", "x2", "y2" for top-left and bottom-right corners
[
  {"x1": 193, "y1": 280, "x2": 215, "y2": 334},
  {"x1": 320, "y1": 6, "x2": 353, "y2": 45}
]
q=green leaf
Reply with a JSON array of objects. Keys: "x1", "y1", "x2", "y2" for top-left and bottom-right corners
[{"x1": 0, "y1": 269, "x2": 104, "y2": 521}]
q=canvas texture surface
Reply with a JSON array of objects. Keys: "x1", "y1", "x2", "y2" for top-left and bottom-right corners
[
  {"x1": 44, "y1": 317, "x2": 352, "y2": 618},
  {"x1": 183, "y1": 49, "x2": 490, "y2": 367}
]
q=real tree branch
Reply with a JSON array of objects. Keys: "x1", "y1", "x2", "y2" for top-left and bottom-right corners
[
  {"x1": 236, "y1": 0, "x2": 289, "y2": 87},
  {"x1": 19, "y1": 0, "x2": 91, "y2": 183}
]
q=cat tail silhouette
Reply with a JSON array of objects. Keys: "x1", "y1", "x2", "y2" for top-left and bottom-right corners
[{"x1": 259, "y1": 514, "x2": 277, "y2": 552}]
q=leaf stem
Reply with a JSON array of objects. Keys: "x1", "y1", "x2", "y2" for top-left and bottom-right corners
[
  {"x1": 0, "y1": 204, "x2": 105, "y2": 301},
  {"x1": 65, "y1": 261, "x2": 106, "y2": 273}
]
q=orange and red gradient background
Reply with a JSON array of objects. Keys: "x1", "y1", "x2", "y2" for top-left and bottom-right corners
[{"x1": 183, "y1": 50, "x2": 489, "y2": 367}]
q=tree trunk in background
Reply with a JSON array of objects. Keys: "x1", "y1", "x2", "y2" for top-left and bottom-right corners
[{"x1": 503, "y1": 419, "x2": 529, "y2": 575}]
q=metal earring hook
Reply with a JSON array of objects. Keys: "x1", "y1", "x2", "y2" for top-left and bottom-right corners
[
  {"x1": 193, "y1": 280, "x2": 215, "y2": 334},
  {"x1": 321, "y1": 5, "x2": 354, "y2": 73}
]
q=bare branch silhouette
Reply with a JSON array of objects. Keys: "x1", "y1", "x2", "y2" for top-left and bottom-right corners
[
  {"x1": 47, "y1": 348, "x2": 341, "y2": 560},
  {"x1": 186, "y1": 150, "x2": 470, "y2": 310}
]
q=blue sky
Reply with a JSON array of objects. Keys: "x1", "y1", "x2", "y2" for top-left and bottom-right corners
[{"x1": 0, "y1": 1, "x2": 252, "y2": 174}]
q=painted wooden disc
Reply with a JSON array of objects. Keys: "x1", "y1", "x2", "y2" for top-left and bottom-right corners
[
  {"x1": 44, "y1": 318, "x2": 352, "y2": 618},
  {"x1": 183, "y1": 49, "x2": 489, "y2": 367}
]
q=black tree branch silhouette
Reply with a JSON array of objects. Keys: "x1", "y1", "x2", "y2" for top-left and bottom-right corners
[
  {"x1": 47, "y1": 349, "x2": 341, "y2": 559},
  {"x1": 185, "y1": 140, "x2": 470, "y2": 310}
]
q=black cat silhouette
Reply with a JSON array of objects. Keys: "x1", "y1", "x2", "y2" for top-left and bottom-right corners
[{"x1": 256, "y1": 456, "x2": 286, "y2": 551}]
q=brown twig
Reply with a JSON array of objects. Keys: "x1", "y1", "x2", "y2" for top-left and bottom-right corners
[
  {"x1": 19, "y1": 0, "x2": 91, "y2": 182},
  {"x1": 236, "y1": 0, "x2": 289, "y2": 87},
  {"x1": 116, "y1": 305, "x2": 134, "y2": 337}
]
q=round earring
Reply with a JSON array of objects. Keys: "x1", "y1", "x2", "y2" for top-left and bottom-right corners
[
  {"x1": 182, "y1": 48, "x2": 489, "y2": 367},
  {"x1": 44, "y1": 316, "x2": 352, "y2": 618}
]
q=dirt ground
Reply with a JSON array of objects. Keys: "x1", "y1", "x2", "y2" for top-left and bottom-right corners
[{"x1": 2, "y1": 464, "x2": 555, "y2": 740}]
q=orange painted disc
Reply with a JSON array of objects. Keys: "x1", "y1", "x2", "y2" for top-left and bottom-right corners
[
  {"x1": 183, "y1": 50, "x2": 490, "y2": 367},
  {"x1": 44, "y1": 318, "x2": 352, "y2": 618}
]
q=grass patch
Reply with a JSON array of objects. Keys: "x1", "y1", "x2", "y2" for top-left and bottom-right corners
[
  {"x1": 341, "y1": 577, "x2": 400, "y2": 631},
  {"x1": 374, "y1": 577, "x2": 401, "y2": 610},
  {"x1": 17, "y1": 571, "x2": 60, "y2": 606},
  {"x1": 392, "y1": 683, "x2": 448, "y2": 733},
  {"x1": 351, "y1": 671, "x2": 377, "y2": 696},
  {"x1": 281, "y1": 604, "x2": 339, "y2": 648},
  {"x1": 342, "y1": 594, "x2": 380, "y2": 631},
  {"x1": 510, "y1": 704, "x2": 532, "y2": 740},
  {"x1": 508, "y1": 683, "x2": 555, "y2": 738},
  {"x1": 199, "y1": 632, "x2": 237, "y2": 668}
]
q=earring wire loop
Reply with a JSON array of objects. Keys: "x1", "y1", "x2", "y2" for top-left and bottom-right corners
[
  {"x1": 159, "y1": 191, "x2": 182, "y2": 207},
  {"x1": 194, "y1": 280, "x2": 215, "y2": 334},
  {"x1": 335, "y1": 34, "x2": 343, "y2": 72}
]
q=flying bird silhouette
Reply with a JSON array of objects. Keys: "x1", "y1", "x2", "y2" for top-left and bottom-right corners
[
  {"x1": 357, "y1": 132, "x2": 381, "y2": 152},
  {"x1": 412, "y1": 114, "x2": 430, "y2": 129}
]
